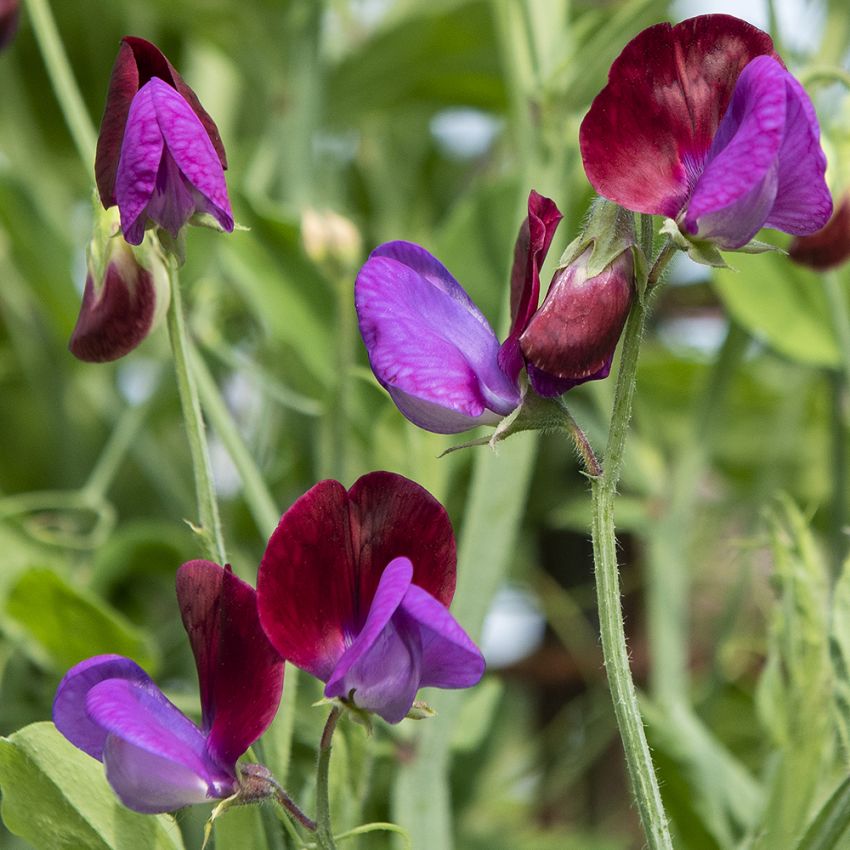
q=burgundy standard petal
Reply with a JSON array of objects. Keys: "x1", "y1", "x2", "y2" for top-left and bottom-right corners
[
  {"x1": 176, "y1": 561, "x2": 284, "y2": 770},
  {"x1": 69, "y1": 247, "x2": 157, "y2": 363},
  {"x1": 96, "y1": 36, "x2": 227, "y2": 208},
  {"x1": 355, "y1": 241, "x2": 520, "y2": 434},
  {"x1": 397, "y1": 583, "x2": 485, "y2": 690},
  {"x1": 325, "y1": 557, "x2": 421, "y2": 724},
  {"x1": 580, "y1": 15, "x2": 777, "y2": 216},
  {"x1": 258, "y1": 480, "x2": 357, "y2": 681},
  {"x1": 789, "y1": 195, "x2": 850, "y2": 270},
  {"x1": 53, "y1": 655, "x2": 153, "y2": 760},
  {"x1": 499, "y1": 191, "x2": 563, "y2": 381},
  {"x1": 258, "y1": 472, "x2": 456, "y2": 681}
]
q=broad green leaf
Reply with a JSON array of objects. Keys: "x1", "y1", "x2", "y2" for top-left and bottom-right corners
[
  {"x1": 0, "y1": 722, "x2": 184, "y2": 850},
  {"x1": 752, "y1": 497, "x2": 832, "y2": 850},
  {"x1": 213, "y1": 805, "x2": 270, "y2": 850},
  {"x1": 713, "y1": 251, "x2": 843, "y2": 367},
  {"x1": 4, "y1": 567, "x2": 157, "y2": 673}
]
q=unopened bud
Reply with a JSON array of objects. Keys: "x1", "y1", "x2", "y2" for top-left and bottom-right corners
[
  {"x1": 302, "y1": 208, "x2": 362, "y2": 271},
  {"x1": 520, "y1": 247, "x2": 634, "y2": 381}
]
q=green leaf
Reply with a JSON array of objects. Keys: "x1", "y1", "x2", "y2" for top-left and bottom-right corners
[
  {"x1": 795, "y1": 774, "x2": 850, "y2": 850},
  {"x1": 0, "y1": 722, "x2": 185, "y2": 850},
  {"x1": 713, "y1": 250, "x2": 843, "y2": 367},
  {"x1": 830, "y1": 556, "x2": 850, "y2": 765},
  {"x1": 4, "y1": 567, "x2": 157, "y2": 673}
]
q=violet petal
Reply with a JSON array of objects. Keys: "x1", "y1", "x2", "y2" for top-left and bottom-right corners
[
  {"x1": 684, "y1": 55, "x2": 786, "y2": 248},
  {"x1": 355, "y1": 242, "x2": 520, "y2": 434},
  {"x1": 325, "y1": 558, "x2": 422, "y2": 724},
  {"x1": 763, "y1": 70, "x2": 832, "y2": 235},
  {"x1": 53, "y1": 654, "x2": 151, "y2": 761},
  {"x1": 397, "y1": 583, "x2": 485, "y2": 690}
]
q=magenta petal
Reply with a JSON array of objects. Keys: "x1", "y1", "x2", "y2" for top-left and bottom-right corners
[
  {"x1": 258, "y1": 480, "x2": 356, "y2": 681},
  {"x1": 325, "y1": 557, "x2": 421, "y2": 724},
  {"x1": 355, "y1": 242, "x2": 520, "y2": 434},
  {"x1": 115, "y1": 81, "x2": 165, "y2": 244},
  {"x1": 763, "y1": 71, "x2": 832, "y2": 235},
  {"x1": 684, "y1": 56, "x2": 786, "y2": 247},
  {"x1": 580, "y1": 15, "x2": 777, "y2": 215},
  {"x1": 53, "y1": 655, "x2": 152, "y2": 760},
  {"x1": 397, "y1": 583, "x2": 485, "y2": 689},
  {"x1": 150, "y1": 78, "x2": 233, "y2": 233},
  {"x1": 176, "y1": 561, "x2": 284, "y2": 769}
]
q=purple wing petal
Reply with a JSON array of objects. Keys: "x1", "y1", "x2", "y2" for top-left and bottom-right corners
[
  {"x1": 148, "y1": 78, "x2": 233, "y2": 233},
  {"x1": 176, "y1": 561, "x2": 284, "y2": 770},
  {"x1": 580, "y1": 15, "x2": 777, "y2": 216},
  {"x1": 397, "y1": 583, "x2": 485, "y2": 689},
  {"x1": 53, "y1": 655, "x2": 153, "y2": 760},
  {"x1": 258, "y1": 480, "x2": 356, "y2": 682},
  {"x1": 763, "y1": 70, "x2": 832, "y2": 235},
  {"x1": 115, "y1": 81, "x2": 165, "y2": 245},
  {"x1": 684, "y1": 56, "x2": 786, "y2": 248},
  {"x1": 355, "y1": 248, "x2": 519, "y2": 434},
  {"x1": 102, "y1": 735, "x2": 225, "y2": 814},
  {"x1": 789, "y1": 194, "x2": 850, "y2": 270},
  {"x1": 325, "y1": 558, "x2": 421, "y2": 724}
]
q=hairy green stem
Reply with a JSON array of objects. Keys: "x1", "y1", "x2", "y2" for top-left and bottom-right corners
[
  {"x1": 316, "y1": 707, "x2": 342, "y2": 850},
  {"x1": 588, "y1": 244, "x2": 676, "y2": 849},
  {"x1": 165, "y1": 260, "x2": 226, "y2": 564},
  {"x1": 25, "y1": 0, "x2": 97, "y2": 167}
]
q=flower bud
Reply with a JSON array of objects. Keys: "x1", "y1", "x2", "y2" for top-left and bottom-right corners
[
  {"x1": 95, "y1": 37, "x2": 232, "y2": 246},
  {"x1": 302, "y1": 208, "x2": 362, "y2": 272},
  {"x1": 520, "y1": 247, "x2": 634, "y2": 381},
  {"x1": 0, "y1": 0, "x2": 19, "y2": 51},
  {"x1": 69, "y1": 211, "x2": 170, "y2": 362},
  {"x1": 789, "y1": 193, "x2": 850, "y2": 271}
]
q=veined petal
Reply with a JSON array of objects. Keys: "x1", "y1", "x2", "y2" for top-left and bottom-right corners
[
  {"x1": 53, "y1": 655, "x2": 152, "y2": 760},
  {"x1": 115, "y1": 81, "x2": 165, "y2": 245},
  {"x1": 763, "y1": 70, "x2": 832, "y2": 235},
  {"x1": 356, "y1": 243, "x2": 520, "y2": 434},
  {"x1": 398, "y1": 583, "x2": 484, "y2": 690},
  {"x1": 580, "y1": 15, "x2": 777, "y2": 216},
  {"x1": 148, "y1": 78, "x2": 233, "y2": 234},
  {"x1": 325, "y1": 557, "x2": 421, "y2": 724},
  {"x1": 176, "y1": 561, "x2": 284, "y2": 770},
  {"x1": 684, "y1": 56, "x2": 786, "y2": 248},
  {"x1": 258, "y1": 480, "x2": 357, "y2": 681}
]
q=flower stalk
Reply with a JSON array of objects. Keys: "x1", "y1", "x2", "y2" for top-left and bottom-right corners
[
  {"x1": 164, "y1": 255, "x2": 226, "y2": 564},
  {"x1": 587, "y1": 234, "x2": 676, "y2": 850},
  {"x1": 315, "y1": 706, "x2": 342, "y2": 850}
]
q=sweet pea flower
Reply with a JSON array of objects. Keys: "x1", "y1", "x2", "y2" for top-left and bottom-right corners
[
  {"x1": 257, "y1": 471, "x2": 485, "y2": 724},
  {"x1": 580, "y1": 14, "x2": 832, "y2": 250},
  {"x1": 356, "y1": 192, "x2": 610, "y2": 432},
  {"x1": 95, "y1": 37, "x2": 233, "y2": 246},
  {"x1": 53, "y1": 561, "x2": 284, "y2": 813}
]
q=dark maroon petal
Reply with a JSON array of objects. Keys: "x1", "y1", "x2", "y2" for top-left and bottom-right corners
[
  {"x1": 348, "y1": 471, "x2": 456, "y2": 626},
  {"x1": 499, "y1": 191, "x2": 563, "y2": 381},
  {"x1": 95, "y1": 36, "x2": 227, "y2": 209},
  {"x1": 789, "y1": 195, "x2": 850, "y2": 270},
  {"x1": 258, "y1": 480, "x2": 357, "y2": 681},
  {"x1": 257, "y1": 473, "x2": 456, "y2": 684},
  {"x1": 580, "y1": 15, "x2": 777, "y2": 216},
  {"x1": 520, "y1": 248, "x2": 634, "y2": 381},
  {"x1": 176, "y1": 561, "x2": 284, "y2": 769},
  {"x1": 69, "y1": 247, "x2": 157, "y2": 362},
  {"x1": 53, "y1": 655, "x2": 153, "y2": 761}
]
